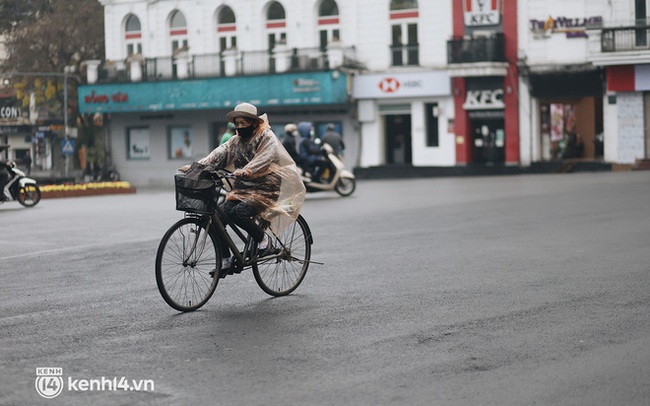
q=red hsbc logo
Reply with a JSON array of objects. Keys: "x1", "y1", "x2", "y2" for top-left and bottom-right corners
[{"x1": 379, "y1": 77, "x2": 400, "y2": 93}]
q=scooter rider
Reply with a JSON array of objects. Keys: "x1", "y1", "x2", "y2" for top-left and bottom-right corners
[
  {"x1": 321, "y1": 123, "x2": 345, "y2": 156},
  {"x1": 297, "y1": 122, "x2": 326, "y2": 181},
  {"x1": 0, "y1": 160, "x2": 11, "y2": 201},
  {"x1": 281, "y1": 123, "x2": 302, "y2": 167}
]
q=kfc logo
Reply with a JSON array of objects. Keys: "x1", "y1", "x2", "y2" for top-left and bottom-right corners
[{"x1": 463, "y1": 0, "x2": 501, "y2": 26}]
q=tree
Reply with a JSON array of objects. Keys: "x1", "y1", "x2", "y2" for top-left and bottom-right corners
[
  {"x1": 1, "y1": 0, "x2": 105, "y2": 174},
  {"x1": 0, "y1": 0, "x2": 52, "y2": 34}
]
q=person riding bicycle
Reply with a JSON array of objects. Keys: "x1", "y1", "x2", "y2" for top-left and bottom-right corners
[{"x1": 179, "y1": 102, "x2": 306, "y2": 273}]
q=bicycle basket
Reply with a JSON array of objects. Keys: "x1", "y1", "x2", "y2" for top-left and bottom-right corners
[{"x1": 174, "y1": 174, "x2": 219, "y2": 213}]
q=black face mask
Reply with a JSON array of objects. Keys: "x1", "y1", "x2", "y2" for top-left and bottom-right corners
[{"x1": 237, "y1": 126, "x2": 255, "y2": 139}]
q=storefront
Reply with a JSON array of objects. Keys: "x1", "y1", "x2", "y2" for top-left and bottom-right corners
[
  {"x1": 527, "y1": 68, "x2": 604, "y2": 162},
  {"x1": 352, "y1": 71, "x2": 454, "y2": 167},
  {"x1": 450, "y1": 0, "x2": 519, "y2": 166},
  {"x1": 78, "y1": 71, "x2": 351, "y2": 187},
  {"x1": 602, "y1": 64, "x2": 650, "y2": 164}
]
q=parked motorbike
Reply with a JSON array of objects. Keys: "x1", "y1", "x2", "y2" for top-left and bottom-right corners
[
  {"x1": 302, "y1": 142, "x2": 356, "y2": 197},
  {"x1": 1, "y1": 162, "x2": 42, "y2": 207}
]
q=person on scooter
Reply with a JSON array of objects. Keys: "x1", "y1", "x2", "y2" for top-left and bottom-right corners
[
  {"x1": 297, "y1": 122, "x2": 326, "y2": 182},
  {"x1": 321, "y1": 123, "x2": 345, "y2": 156},
  {"x1": 0, "y1": 160, "x2": 11, "y2": 201},
  {"x1": 179, "y1": 102, "x2": 305, "y2": 274},
  {"x1": 281, "y1": 123, "x2": 302, "y2": 167}
]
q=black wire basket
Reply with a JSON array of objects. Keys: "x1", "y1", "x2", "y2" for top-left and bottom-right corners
[{"x1": 174, "y1": 174, "x2": 219, "y2": 214}]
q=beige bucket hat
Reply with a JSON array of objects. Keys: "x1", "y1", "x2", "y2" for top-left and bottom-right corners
[{"x1": 226, "y1": 102, "x2": 264, "y2": 123}]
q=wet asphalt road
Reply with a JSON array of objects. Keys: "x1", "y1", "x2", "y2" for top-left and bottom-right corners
[{"x1": 0, "y1": 171, "x2": 649, "y2": 405}]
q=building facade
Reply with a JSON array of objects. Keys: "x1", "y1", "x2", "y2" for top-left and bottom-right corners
[
  {"x1": 79, "y1": 0, "x2": 459, "y2": 186},
  {"x1": 79, "y1": 0, "x2": 650, "y2": 187},
  {"x1": 587, "y1": 0, "x2": 650, "y2": 164}
]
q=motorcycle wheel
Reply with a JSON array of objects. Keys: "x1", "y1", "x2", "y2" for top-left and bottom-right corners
[
  {"x1": 334, "y1": 177, "x2": 356, "y2": 197},
  {"x1": 18, "y1": 184, "x2": 41, "y2": 207}
]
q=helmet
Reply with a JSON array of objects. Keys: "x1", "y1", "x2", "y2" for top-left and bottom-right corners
[
  {"x1": 227, "y1": 122, "x2": 236, "y2": 131},
  {"x1": 284, "y1": 123, "x2": 297, "y2": 133}
]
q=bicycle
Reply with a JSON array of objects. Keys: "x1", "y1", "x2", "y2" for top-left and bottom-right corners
[{"x1": 155, "y1": 168, "x2": 314, "y2": 312}]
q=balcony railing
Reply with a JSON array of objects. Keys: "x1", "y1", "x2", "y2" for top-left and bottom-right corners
[
  {"x1": 95, "y1": 45, "x2": 360, "y2": 84},
  {"x1": 601, "y1": 24, "x2": 650, "y2": 52},
  {"x1": 447, "y1": 33, "x2": 506, "y2": 64}
]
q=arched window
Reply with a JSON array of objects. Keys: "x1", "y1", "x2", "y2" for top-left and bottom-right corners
[
  {"x1": 217, "y1": 6, "x2": 237, "y2": 51},
  {"x1": 318, "y1": 0, "x2": 340, "y2": 49},
  {"x1": 124, "y1": 14, "x2": 142, "y2": 56},
  {"x1": 389, "y1": 0, "x2": 419, "y2": 66},
  {"x1": 169, "y1": 10, "x2": 188, "y2": 52},
  {"x1": 390, "y1": 0, "x2": 418, "y2": 11},
  {"x1": 267, "y1": 2, "x2": 286, "y2": 21},
  {"x1": 266, "y1": 1, "x2": 286, "y2": 50},
  {"x1": 126, "y1": 14, "x2": 141, "y2": 32}
]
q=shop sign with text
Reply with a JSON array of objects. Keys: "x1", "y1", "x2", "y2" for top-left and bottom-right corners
[
  {"x1": 463, "y1": 0, "x2": 501, "y2": 27},
  {"x1": 463, "y1": 88, "x2": 504, "y2": 110}
]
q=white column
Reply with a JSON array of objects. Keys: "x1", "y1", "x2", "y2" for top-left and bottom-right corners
[
  {"x1": 128, "y1": 54, "x2": 143, "y2": 82},
  {"x1": 274, "y1": 44, "x2": 290, "y2": 73},
  {"x1": 174, "y1": 50, "x2": 189, "y2": 79},
  {"x1": 85, "y1": 60, "x2": 102, "y2": 84},
  {"x1": 327, "y1": 41, "x2": 344, "y2": 68},
  {"x1": 222, "y1": 48, "x2": 239, "y2": 77}
]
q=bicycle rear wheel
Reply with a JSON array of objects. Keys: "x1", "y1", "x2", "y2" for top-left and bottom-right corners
[
  {"x1": 155, "y1": 217, "x2": 221, "y2": 311},
  {"x1": 252, "y1": 215, "x2": 312, "y2": 296}
]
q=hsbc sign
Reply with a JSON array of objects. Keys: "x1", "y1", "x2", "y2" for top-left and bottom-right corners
[
  {"x1": 377, "y1": 77, "x2": 425, "y2": 94},
  {"x1": 463, "y1": 89, "x2": 504, "y2": 110},
  {"x1": 353, "y1": 72, "x2": 450, "y2": 99}
]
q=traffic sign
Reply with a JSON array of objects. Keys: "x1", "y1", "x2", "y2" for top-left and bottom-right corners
[{"x1": 62, "y1": 139, "x2": 75, "y2": 156}]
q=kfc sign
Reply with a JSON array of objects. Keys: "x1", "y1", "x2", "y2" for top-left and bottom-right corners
[
  {"x1": 463, "y1": 0, "x2": 501, "y2": 27},
  {"x1": 463, "y1": 89, "x2": 504, "y2": 110}
]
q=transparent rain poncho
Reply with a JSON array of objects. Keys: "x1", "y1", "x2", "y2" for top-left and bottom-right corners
[{"x1": 198, "y1": 116, "x2": 306, "y2": 234}]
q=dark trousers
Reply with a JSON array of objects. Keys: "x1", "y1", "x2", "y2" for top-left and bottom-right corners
[
  {"x1": 216, "y1": 200, "x2": 265, "y2": 257},
  {"x1": 0, "y1": 169, "x2": 9, "y2": 198}
]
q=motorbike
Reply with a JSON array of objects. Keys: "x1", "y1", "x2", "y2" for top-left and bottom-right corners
[
  {"x1": 301, "y1": 142, "x2": 356, "y2": 197},
  {"x1": 1, "y1": 162, "x2": 42, "y2": 207}
]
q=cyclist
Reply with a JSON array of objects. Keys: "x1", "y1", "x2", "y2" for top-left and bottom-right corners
[{"x1": 179, "y1": 102, "x2": 306, "y2": 272}]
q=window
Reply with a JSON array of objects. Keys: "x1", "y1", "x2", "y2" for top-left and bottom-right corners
[
  {"x1": 170, "y1": 10, "x2": 188, "y2": 51},
  {"x1": 425, "y1": 103, "x2": 439, "y2": 147},
  {"x1": 128, "y1": 127, "x2": 150, "y2": 159},
  {"x1": 268, "y1": 2, "x2": 286, "y2": 20},
  {"x1": 169, "y1": 126, "x2": 193, "y2": 159},
  {"x1": 390, "y1": 0, "x2": 418, "y2": 10},
  {"x1": 266, "y1": 1, "x2": 287, "y2": 50},
  {"x1": 389, "y1": 0, "x2": 419, "y2": 66},
  {"x1": 318, "y1": 0, "x2": 340, "y2": 50},
  {"x1": 217, "y1": 5, "x2": 237, "y2": 50},
  {"x1": 125, "y1": 14, "x2": 142, "y2": 56}
]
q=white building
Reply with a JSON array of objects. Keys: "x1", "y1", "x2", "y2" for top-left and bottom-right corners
[
  {"x1": 80, "y1": 0, "x2": 455, "y2": 186},
  {"x1": 80, "y1": 0, "x2": 650, "y2": 187},
  {"x1": 518, "y1": 0, "x2": 650, "y2": 167},
  {"x1": 586, "y1": 0, "x2": 650, "y2": 164}
]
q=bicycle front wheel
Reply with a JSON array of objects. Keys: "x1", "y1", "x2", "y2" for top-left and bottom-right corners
[
  {"x1": 155, "y1": 217, "x2": 221, "y2": 311},
  {"x1": 252, "y1": 215, "x2": 312, "y2": 296}
]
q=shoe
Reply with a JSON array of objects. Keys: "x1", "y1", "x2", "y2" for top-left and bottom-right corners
[
  {"x1": 256, "y1": 234, "x2": 280, "y2": 258},
  {"x1": 210, "y1": 256, "x2": 234, "y2": 278}
]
